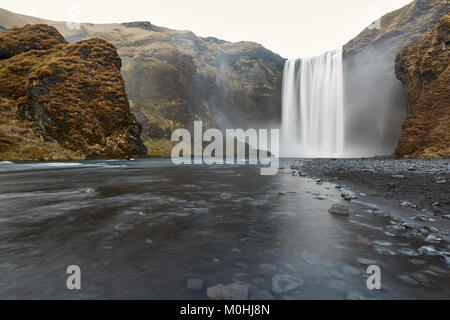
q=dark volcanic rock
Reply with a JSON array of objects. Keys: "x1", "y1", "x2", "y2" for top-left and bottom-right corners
[
  {"x1": 329, "y1": 204, "x2": 350, "y2": 216},
  {"x1": 0, "y1": 24, "x2": 146, "y2": 160},
  {"x1": 395, "y1": 14, "x2": 450, "y2": 158}
]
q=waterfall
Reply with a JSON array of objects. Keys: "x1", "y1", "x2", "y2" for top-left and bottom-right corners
[{"x1": 281, "y1": 49, "x2": 344, "y2": 158}]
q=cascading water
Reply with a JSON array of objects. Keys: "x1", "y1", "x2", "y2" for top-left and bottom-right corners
[{"x1": 281, "y1": 49, "x2": 344, "y2": 158}]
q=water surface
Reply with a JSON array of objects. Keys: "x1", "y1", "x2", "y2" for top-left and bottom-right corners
[{"x1": 0, "y1": 159, "x2": 448, "y2": 299}]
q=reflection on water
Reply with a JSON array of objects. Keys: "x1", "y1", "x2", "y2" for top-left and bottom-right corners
[{"x1": 0, "y1": 159, "x2": 448, "y2": 299}]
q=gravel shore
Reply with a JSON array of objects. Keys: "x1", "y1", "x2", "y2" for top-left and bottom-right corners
[{"x1": 292, "y1": 158, "x2": 450, "y2": 235}]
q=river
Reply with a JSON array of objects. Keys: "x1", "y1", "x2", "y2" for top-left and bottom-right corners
[{"x1": 0, "y1": 159, "x2": 448, "y2": 299}]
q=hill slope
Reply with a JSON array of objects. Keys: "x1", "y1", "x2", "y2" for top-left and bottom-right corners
[{"x1": 0, "y1": 8, "x2": 284, "y2": 157}]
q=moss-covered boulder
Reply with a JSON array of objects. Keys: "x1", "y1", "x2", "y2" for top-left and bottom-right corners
[{"x1": 0, "y1": 24, "x2": 146, "y2": 160}]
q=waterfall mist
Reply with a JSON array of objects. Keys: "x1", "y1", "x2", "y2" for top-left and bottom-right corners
[
  {"x1": 281, "y1": 49, "x2": 344, "y2": 158},
  {"x1": 281, "y1": 47, "x2": 407, "y2": 158}
]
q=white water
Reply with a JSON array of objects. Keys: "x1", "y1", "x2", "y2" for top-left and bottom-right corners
[{"x1": 281, "y1": 49, "x2": 344, "y2": 158}]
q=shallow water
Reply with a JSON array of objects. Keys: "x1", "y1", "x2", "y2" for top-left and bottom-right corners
[{"x1": 0, "y1": 159, "x2": 448, "y2": 299}]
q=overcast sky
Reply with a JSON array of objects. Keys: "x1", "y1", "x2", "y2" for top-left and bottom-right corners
[{"x1": 2, "y1": 0, "x2": 413, "y2": 59}]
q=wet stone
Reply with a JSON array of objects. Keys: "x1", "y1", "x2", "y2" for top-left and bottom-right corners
[
  {"x1": 374, "y1": 246, "x2": 397, "y2": 256},
  {"x1": 423, "y1": 225, "x2": 439, "y2": 233},
  {"x1": 114, "y1": 222, "x2": 134, "y2": 232},
  {"x1": 207, "y1": 283, "x2": 249, "y2": 300},
  {"x1": 409, "y1": 258, "x2": 426, "y2": 265},
  {"x1": 373, "y1": 240, "x2": 393, "y2": 247},
  {"x1": 250, "y1": 290, "x2": 274, "y2": 300},
  {"x1": 418, "y1": 246, "x2": 438, "y2": 256},
  {"x1": 329, "y1": 279, "x2": 347, "y2": 290},
  {"x1": 397, "y1": 274, "x2": 419, "y2": 285},
  {"x1": 186, "y1": 278, "x2": 204, "y2": 291},
  {"x1": 425, "y1": 235, "x2": 441, "y2": 243},
  {"x1": 398, "y1": 249, "x2": 419, "y2": 257},
  {"x1": 357, "y1": 258, "x2": 377, "y2": 266},
  {"x1": 328, "y1": 204, "x2": 350, "y2": 216},
  {"x1": 341, "y1": 265, "x2": 362, "y2": 276},
  {"x1": 272, "y1": 274, "x2": 304, "y2": 294}
]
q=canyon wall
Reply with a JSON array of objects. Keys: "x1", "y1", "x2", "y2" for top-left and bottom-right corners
[
  {"x1": 0, "y1": 9, "x2": 285, "y2": 157},
  {"x1": 395, "y1": 14, "x2": 450, "y2": 158},
  {"x1": 342, "y1": 0, "x2": 448, "y2": 157}
]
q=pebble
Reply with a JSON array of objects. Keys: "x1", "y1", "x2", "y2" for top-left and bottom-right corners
[
  {"x1": 408, "y1": 258, "x2": 426, "y2": 265},
  {"x1": 328, "y1": 204, "x2": 350, "y2": 216},
  {"x1": 341, "y1": 192, "x2": 354, "y2": 201},
  {"x1": 374, "y1": 246, "x2": 397, "y2": 256},
  {"x1": 186, "y1": 278, "x2": 204, "y2": 291},
  {"x1": 220, "y1": 193, "x2": 232, "y2": 200},
  {"x1": 423, "y1": 225, "x2": 439, "y2": 233},
  {"x1": 414, "y1": 214, "x2": 428, "y2": 222},
  {"x1": 207, "y1": 283, "x2": 249, "y2": 300},
  {"x1": 272, "y1": 274, "x2": 304, "y2": 294},
  {"x1": 357, "y1": 258, "x2": 377, "y2": 266},
  {"x1": 397, "y1": 274, "x2": 419, "y2": 285},
  {"x1": 250, "y1": 290, "x2": 274, "y2": 300},
  {"x1": 410, "y1": 273, "x2": 431, "y2": 285},
  {"x1": 114, "y1": 222, "x2": 134, "y2": 231},
  {"x1": 341, "y1": 265, "x2": 361, "y2": 276},
  {"x1": 401, "y1": 201, "x2": 417, "y2": 208},
  {"x1": 398, "y1": 249, "x2": 419, "y2": 257},
  {"x1": 373, "y1": 240, "x2": 393, "y2": 247},
  {"x1": 425, "y1": 235, "x2": 441, "y2": 243},
  {"x1": 329, "y1": 279, "x2": 347, "y2": 290},
  {"x1": 431, "y1": 202, "x2": 440, "y2": 207},
  {"x1": 418, "y1": 246, "x2": 438, "y2": 256}
]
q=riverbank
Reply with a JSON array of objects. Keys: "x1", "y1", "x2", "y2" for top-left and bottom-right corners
[{"x1": 295, "y1": 158, "x2": 450, "y2": 237}]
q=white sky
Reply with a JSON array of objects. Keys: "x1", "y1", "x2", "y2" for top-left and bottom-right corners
[{"x1": 2, "y1": 0, "x2": 413, "y2": 59}]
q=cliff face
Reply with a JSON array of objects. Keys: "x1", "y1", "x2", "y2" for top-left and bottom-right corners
[
  {"x1": 342, "y1": 0, "x2": 449, "y2": 156},
  {"x1": 0, "y1": 9, "x2": 285, "y2": 157},
  {"x1": 395, "y1": 14, "x2": 450, "y2": 158},
  {"x1": 0, "y1": 24, "x2": 146, "y2": 160}
]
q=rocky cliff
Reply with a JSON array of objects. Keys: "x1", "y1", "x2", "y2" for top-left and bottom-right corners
[
  {"x1": 0, "y1": 24, "x2": 146, "y2": 160},
  {"x1": 0, "y1": 9, "x2": 285, "y2": 157},
  {"x1": 395, "y1": 14, "x2": 450, "y2": 158},
  {"x1": 342, "y1": 0, "x2": 449, "y2": 156}
]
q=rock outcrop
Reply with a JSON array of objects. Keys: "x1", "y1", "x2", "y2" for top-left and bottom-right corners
[
  {"x1": 0, "y1": 8, "x2": 284, "y2": 157},
  {"x1": 395, "y1": 14, "x2": 450, "y2": 158},
  {"x1": 0, "y1": 24, "x2": 146, "y2": 160},
  {"x1": 342, "y1": 0, "x2": 449, "y2": 156}
]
